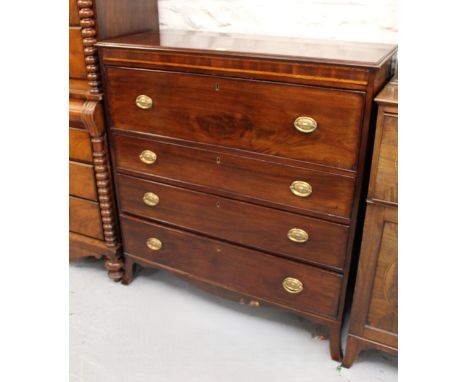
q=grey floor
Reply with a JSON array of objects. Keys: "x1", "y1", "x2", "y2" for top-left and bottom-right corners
[{"x1": 70, "y1": 259, "x2": 397, "y2": 382}]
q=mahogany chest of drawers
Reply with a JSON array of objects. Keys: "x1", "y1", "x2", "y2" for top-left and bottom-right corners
[
  {"x1": 69, "y1": 0, "x2": 159, "y2": 280},
  {"x1": 97, "y1": 30, "x2": 397, "y2": 360},
  {"x1": 343, "y1": 77, "x2": 398, "y2": 366}
]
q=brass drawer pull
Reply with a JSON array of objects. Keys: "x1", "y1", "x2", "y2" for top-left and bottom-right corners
[
  {"x1": 290, "y1": 181, "x2": 312, "y2": 198},
  {"x1": 282, "y1": 277, "x2": 303, "y2": 294},
  {"x1": 136, "y1": 95, "x2": 153, "y2": 110},
  {"x1": 139, "y1": 150, "x2": 157, "y2": 164},
  {"x1": 287, "y1": 228, "x2": 309, "y2": 243},
  {"x1": 294, "y1": 116, "x2": 318, "y2": 134},
  {"x1": 146, "y1": 237, "x2": 162, "y2": 251},
  {"x1": 143, "y1": 192, "x2": 159, "y2": 207}
]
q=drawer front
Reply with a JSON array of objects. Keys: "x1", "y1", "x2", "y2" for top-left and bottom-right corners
[
  {"x1": 118, "y1": 174, "x2": 349, "y2": 270},
  {"x1": 69, "y1": 196, "x2": 103, "y2": 240},
  {"x1": 113, "y1": 134, "x2": 355, "y2": 220},
  {"x1": 370, "y1": 111, "x2": 398, "y2": 204},
  {"x1": 69, "y1": 128, "x2": 93, "y2": 163},
  {"x1": 69, "y1": 161, "x2": 97, "y2": 201},
  {"x1": 69, "y1": 27, "x2": 86, "y2": 79},
  {"x1": 121, "y1": 215, "x2": 342, "y2": 317},
  {"x1": 106, "y1": 67, "x2": 365, "y2": 170}
]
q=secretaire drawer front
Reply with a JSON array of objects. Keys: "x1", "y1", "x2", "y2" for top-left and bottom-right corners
[
  {"x1": 113, "y1": 134, "x2": 355, "y2": 220},
  {"x1": 106, "y1": 67, "x2": 365, "y2": 170},
  {"x1": 121, "y1": 215, "x2": 342, "y2": 317},
  {"x1": 118, "y1": 175, "x2": 349, "y2": 270}
]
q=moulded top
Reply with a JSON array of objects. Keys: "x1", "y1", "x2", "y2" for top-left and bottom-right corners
[{"x1": 97, "y1": 30, "x2": 397, "y2": 69}]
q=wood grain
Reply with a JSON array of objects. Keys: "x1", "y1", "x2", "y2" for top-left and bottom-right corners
[
  {"x1": 121, "y1": 214, "x2": 343, "y2": 318},
  {"x1": 106, "y1": 67, "x2": 365, "y2": 170},
  {"x1": 69, "y1": 196, "x2": 104, "y2": 240},
  {"x1": 69, "y1": 128, "x2": 93, "y2": 162},
  {"x1": 117, "y1": 174, "x2": 349, "y2": 271},
  {"x1": 112, "y1": 133, "x2": 356, "y2": 222},
  {"x1": 69, "y1": 27, "x2": 87, "y2": 79},
  {"x1": 69, "y1": 161, "x2": 97, "y2": 201}
]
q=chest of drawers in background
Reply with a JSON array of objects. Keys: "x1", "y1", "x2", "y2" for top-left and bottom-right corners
[
  {"x1": 68, "y1": 0, "x2": 159, "y2": 280},
  {"x1": 343, "y1": 77, "x2": 398, "y2": 367},
  {"x1": 97, "y1": 30, "x2": 397, "y2": 360}
]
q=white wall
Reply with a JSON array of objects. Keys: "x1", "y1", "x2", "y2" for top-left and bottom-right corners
[{"x1": 158, "y1": 0, "x2": 397, "y2": 44}]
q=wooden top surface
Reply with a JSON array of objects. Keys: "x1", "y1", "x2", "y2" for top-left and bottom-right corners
[
  {"x1": 97, "y1": 30, "x2": 397, "y2": 68},
  {"x1": 375, "y1": 76, "x2": 398, "y2": 105}
]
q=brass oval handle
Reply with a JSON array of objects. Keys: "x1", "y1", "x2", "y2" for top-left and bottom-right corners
[
  {"x1": 290, "y1": 181, "x2": 312, "y2": 198},
  {"x1": 146, "y1": 237, "x2": 162, "y2": 251},
  {"x1": 143, "y1": 192, "x2": 159, "y2": 207},
  {"x1": 287, "y1": 228, "x2": 309, "y2": 243},
  {"x1": 139, "y1": 150, "x2": 157, "y2": 165},
  {"x1": 282, "y1": 277, "x2": 304, "y2": 294},
  {"x1": 294, "y1": 116, "x2": 318, "y2": 134},
  {"x1": 136, "y1": 95, "x2": 153, "y2": 110}
]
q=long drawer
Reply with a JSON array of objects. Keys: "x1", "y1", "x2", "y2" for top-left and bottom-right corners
[
  {"x1": 118, "y1": 174, "x2": 349, "y2": 270},
  {"x1": 113, "y1": 134, "x2": 355, "y2": 221},
  {"x1": 106, "y1": 67, "x2": 365, "y2": 170},
  {"x1": 69, "y1": 161, "x2": 97, "y2": 201},
  {"x1": 121, "y1": 215, "x2": 343, "y2": 317},
  {"x1": 69, "y1": 196, "x2": 103, "y2": 240}
]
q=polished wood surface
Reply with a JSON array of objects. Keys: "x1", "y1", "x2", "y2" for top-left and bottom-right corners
[
  {"x1": 121, "y1": 215, "x2": 343, "y2": 318},
  {"x1": 117, "y1": 174, "x2": 349, "y2": 271},
  {"x1": 69, "y1": 161, "x2": 98, "y2": 201},
  {"x1": 99, "y1": 30, "x2": 396, "y2": 67},
  {"x1": 343, "y1": 79, "x2": 398, "y2": 367},
  {"x1": 69, "y1": 128, "x2": 93, "y2": 163},
  {"x1": 69, "y1": 0, "x2": 162, "y2": 277},
  {"x1": 113, "y1": 133, "x2": 355, "y2": 222},
  {"x1": 69, "y1": 196, "x2": 104, "y2": 240},
  {"x1": 99, "y1": 24, "x2": 397, "y2": 361},
  {"x1": 69, "y1": 27, "x2": 86, "y2": 79},
  {"x1": 106, "y1": 67, "x2": 365, "y2": 170}
]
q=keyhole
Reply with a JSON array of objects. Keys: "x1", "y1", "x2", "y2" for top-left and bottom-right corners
[
  {"x1": 215, "y1": 83, "x2": 220, "y2": 91},
  {"x1": 216, "y1": 201, "x2": 221, "y2": 208},
  {"x1": 216, "y1": 156, "x2": 221, "y2": 165}
]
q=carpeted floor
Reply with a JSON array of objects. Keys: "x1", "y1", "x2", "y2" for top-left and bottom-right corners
[{"x1": 70, "y1": 259, "x2": 397, "y2": 382}]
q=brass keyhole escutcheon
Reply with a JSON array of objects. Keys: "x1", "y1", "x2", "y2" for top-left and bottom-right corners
[
  {"x1": 146, "y1": 237, "x2": 162, "y2": 251},
  {"x1": 294, "y1": 116, "x2": 318, "y2": 134},
  {"x1": 287, "y1": 228, "x2": 309, "y2": 243},
  {"x1": 216, "y1": 156, "x2": 221, "y2": 165},
  {"x1": 282, "y1": 277, "x2": 304, "y2": 294},
  {"x1": 136, "y1": 95, "x2": 153, "y2": 110},
  {"x1": 139, "y1": 150, "x2": 157, "y2": 165},
  {"x1": 143, "y1": 192, "x2": 159, "y2": 207},
  {"x1": 290, "y1": 181, "x2": 312, "y2": 198}
]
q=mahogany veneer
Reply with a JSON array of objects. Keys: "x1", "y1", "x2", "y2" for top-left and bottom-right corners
[
  {"x1": 68, "y1": 0, "x2": 160, "y2": 280},
  {"x1": 97, "y1": 28, "x2": 397, "y2": 360},
  {"x1": 342, "y1": 78, "x2": 398, "y2": 367}
]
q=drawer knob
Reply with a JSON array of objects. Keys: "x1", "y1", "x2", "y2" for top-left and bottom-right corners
[
  {"x1": 290, "y1": 181, "x2": 312, "y2": 198},
  {"x1": 139, "y1": 150, "x2": 157, "y2": 164},
  {"x1": 282, "y1": 277, "x2": 304, "y2": 294},
  {"x1": 146, "y1": 237, "x2": 162, "y2": 251},
  {"x1": 294, "y1": 116, "x2": 318, "y2": 134},
  {"x1": 136, "y1": 95, "x2": 153, "y2": 110},
  {"x1": 143, "y1": 192, "x2": 159, "y2": 207},
  {"x1": 287, "y1": 228, "x2": 309, "y2": 243}
]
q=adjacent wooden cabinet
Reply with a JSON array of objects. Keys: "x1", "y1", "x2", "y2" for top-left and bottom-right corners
[
  {"x1": 343, "y1": 78, "x2": 398, "y2": 367},
  {"x1": 68, "y1": 0, "x2": 159, "y2": 280},
  {"x1": 97, "y1": 27, "x2": 397, "y2": 360}
]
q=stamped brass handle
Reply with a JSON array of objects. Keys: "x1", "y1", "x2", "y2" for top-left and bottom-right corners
[
  {"x1": 294, "y1": 116, "x2": 318, "y2": 134},
  {"x1": 146, "y1": 237, "x2": 162, "y2": 251},
  {"x1": 282, "y1": 277, "x2": 304, "y2": 294},
  {"x1": 143, "y1": 192, "x2": 159, "y2": 207},
  {"x1": 287, "y1": 228, "x2": 309, "y2": 243},
  {"x1": 136, "y1": 95, "x2": 153, "y2": 110},
  {"x1": 139, "y1": 150, "x2": 157, "y2": 165},
  {"x1": 290, "y1": 181, "x2": 312, "y2": 198}
]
